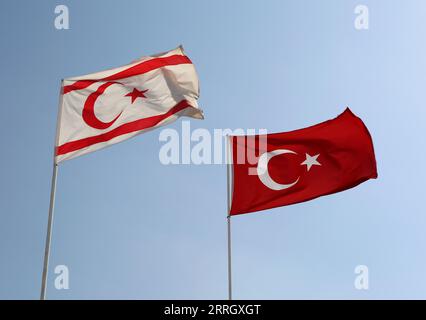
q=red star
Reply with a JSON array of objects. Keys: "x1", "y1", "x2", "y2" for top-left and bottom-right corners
[{"x1": 125, "y1": 88, "x2": 148, "y2": 103}]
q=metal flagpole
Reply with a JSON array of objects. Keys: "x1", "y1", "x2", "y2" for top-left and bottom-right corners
[
  {"x1": 226, "y1": 135, "x2": 233, "y2": 300},
  {"x1": 40, "y1": 162, "x2": 58, "y2": 300},
  {"x1": 40, "y1": 80, "x2": 64, "y2": 300},
  {"x1": 227, "y1": 216, "x2": 232, "y2": 300}
]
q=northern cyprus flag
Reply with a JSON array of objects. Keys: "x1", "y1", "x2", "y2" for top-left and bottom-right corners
[{"x1": 55, "y1": 46, "x2": 203, "y2": 163}]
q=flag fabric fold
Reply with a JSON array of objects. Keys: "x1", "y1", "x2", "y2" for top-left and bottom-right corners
[
  {"x1": 229, "y1": 108, "x2": 377, "y2": 215},
  {"x1": 55, "y1": 46, "x2": 202, "y2": 163}
]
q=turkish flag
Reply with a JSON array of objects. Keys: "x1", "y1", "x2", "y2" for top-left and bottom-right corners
[
  {"x1": 229, "y1": 108, "x2": 377, "y2": 215},
  {"x1": 55, "y1": 46, "x2": 203, "y2": 163}
]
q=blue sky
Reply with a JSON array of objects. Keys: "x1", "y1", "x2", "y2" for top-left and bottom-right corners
[{"x1": 1, "y1": 0, "x2": 426, "y2": 299}]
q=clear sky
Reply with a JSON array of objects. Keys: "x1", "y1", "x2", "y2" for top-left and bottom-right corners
[{"x1": 1, "y1": 0, "x2": 425, "y2": 299}]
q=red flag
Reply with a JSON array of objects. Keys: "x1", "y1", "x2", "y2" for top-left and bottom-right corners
[{"x1": 229, "y1": 108, "x2": 377, "y2": 215}]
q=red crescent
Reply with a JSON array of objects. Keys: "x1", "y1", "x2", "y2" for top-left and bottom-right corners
[{"x1": 82, "y1": 81, "x2": 123, "y2": 130}]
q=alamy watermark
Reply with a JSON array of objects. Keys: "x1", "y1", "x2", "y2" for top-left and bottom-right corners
[
  {"x1": 54, "y1": 5, "x2": 69, "y2": 30},
  {"x1": 354, "y1": 265, "x2": 369, "y2": 290},
  {"x1": 54, "y1": 265, "x2": 69, "y2": 290},
  {"x1": 158, "y1": 120, "x2": 267, "y2": 173},
  {"x1": 354, "y1": 5, "x2": 369, "y2": 30}
]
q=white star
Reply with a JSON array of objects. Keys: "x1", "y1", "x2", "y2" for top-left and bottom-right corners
[{"x1": 301, "y1": 153, "x2": 321, "y2": 171}]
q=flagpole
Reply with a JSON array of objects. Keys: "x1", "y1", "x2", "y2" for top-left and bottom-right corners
[
  {"x1": 227, "y1": 216, "x2": 232, "y2": 300},
  {"x1": 40, "y1": 162, "x2": 58, "y2": 300},
  {"x1": 40, "y1": 80, "x2": 64, "y2": 300},
  {"x1": 226, "y1": 135, "x2": 232, "y2": 300}
]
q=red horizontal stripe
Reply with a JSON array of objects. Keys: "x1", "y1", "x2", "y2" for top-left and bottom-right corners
[
  {"x1": 56, "y1": 100, "x2": 194, "y2": 156},
  {"x1": 63, "y1": 80, "x2": 97, "y2": 94},
  {"x1": 63, "y1": 55, "x2": 192, "y2": 94}
]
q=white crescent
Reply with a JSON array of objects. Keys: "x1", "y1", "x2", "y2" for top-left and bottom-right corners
[{"x1": 257, "y1": 149, "x2": 300, "y2": 191}]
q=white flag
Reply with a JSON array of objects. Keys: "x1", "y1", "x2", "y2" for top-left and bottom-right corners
[{"x1": 55, "y1": 46, "x2": 202, "y2": 163}]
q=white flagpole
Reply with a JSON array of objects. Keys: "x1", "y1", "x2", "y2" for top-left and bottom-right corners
[
  {"x1": 40, "y1": 162, "x2": 58, "y2": 300},
  {"x1": 226, "y1": 135, "x2": 233, "y2": 300},
  {"x1": 40, "y1": 80, "x2": 64, "y2": 300},
  {"x1": 227, "y1": 216, "x2": 232, "y2": 300}
]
